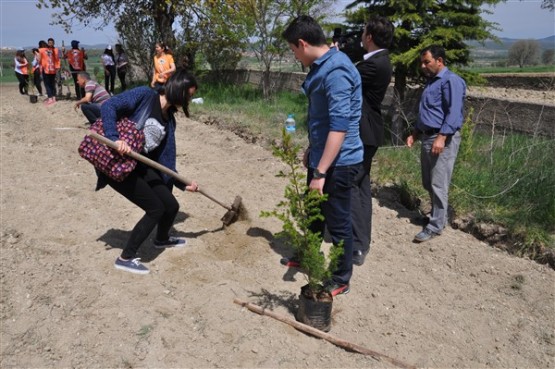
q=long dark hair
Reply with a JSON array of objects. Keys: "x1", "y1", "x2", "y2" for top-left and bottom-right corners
[
  {"x1": 156, "y1": 41, "x2": 173, "y2": 55},
  {"x1": 162, "y1": 68, "x2": 198, "y2": 117}
]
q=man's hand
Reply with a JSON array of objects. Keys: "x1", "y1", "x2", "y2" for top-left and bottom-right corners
[
  {"x1": 431, "y1": 135, "x2": 447, "y2": 155},
  {"x1": 309, "y1": 178, "x2": 325, "y2": 195},
  {"x1": 406, "y1": 133, "x2": 416, "y2": 148}
]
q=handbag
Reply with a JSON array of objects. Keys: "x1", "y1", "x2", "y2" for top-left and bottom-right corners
[{"x1": 78, "y1": 118, "x2": 145, "y2": 182}]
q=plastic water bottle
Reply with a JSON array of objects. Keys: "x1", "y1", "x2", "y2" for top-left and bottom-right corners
[{"x1": 285, "y1": 114, "x2": 296, "y2": 133}]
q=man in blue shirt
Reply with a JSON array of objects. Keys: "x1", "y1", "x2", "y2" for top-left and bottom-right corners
[
  {"x1": 282, "y1": 16, "x2": 363, "y2": 296},
  {"x1": 406, "y1": 45, "x2": 466, "y2": 242}
]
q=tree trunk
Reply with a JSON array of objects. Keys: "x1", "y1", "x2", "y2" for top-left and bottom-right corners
[
  {"x1": 152, "y1": 0, "x2": 176, "y2": 48},
  {"x1": 262, "y1": 68, "x2": 271, "y2": 99},
  {"x1": 391, "y1": 66, "x2": 408, "y2": 146}
]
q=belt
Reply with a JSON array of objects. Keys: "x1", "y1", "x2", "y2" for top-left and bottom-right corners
[{"x1": 420, "y1": 128, "x2": 440, "y2": 135}]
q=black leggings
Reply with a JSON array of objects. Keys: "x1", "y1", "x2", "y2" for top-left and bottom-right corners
[
  {"x1": 106, "y1": 165, "x2": 179, "y2": 259},
  {"x1": 104, "y1": 65, "x2": 116, "y2": 94},
  {"x1": 33, "y1": 69, "x2": 43, "y2": 95},
  {"x1": 117, "y1": 69, "x2": 127, "y2": 91},
  {"x1": 15, "y1": 72, "x2": 28, "y2": 94}
]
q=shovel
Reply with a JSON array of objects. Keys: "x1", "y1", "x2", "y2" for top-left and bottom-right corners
[{"x1": 88, "y1": 132, "x2": 243, "y2": 226}]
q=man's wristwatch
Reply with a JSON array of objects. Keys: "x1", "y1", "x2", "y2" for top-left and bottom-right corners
[{"x1": 313, "y1": 168, "x2": 326, "y2": 179}]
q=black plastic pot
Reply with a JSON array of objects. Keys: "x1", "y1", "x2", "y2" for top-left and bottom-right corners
[
  {"x1": 296, "y1": 287, "x2": 333, "y2": 332},
  {"x1": 29, "y1": 95, "x2": 38, "y2": 104}
]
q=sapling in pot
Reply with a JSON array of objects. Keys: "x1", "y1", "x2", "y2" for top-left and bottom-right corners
[{"x1": 261, "y1": 128, "x2": 343, "y2": 331}]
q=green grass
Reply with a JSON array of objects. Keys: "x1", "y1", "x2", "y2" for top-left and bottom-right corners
[
  {"x1": 374, "y1": 121, "x2": 555, "y2": 249},
  {"x1": 190, "y1": 81, "x2": 308, "y2": 145},
  {"x1": 192, "y1": 82, "x2": 555, "y2": 256}
]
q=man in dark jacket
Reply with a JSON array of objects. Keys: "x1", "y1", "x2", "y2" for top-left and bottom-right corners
[{"x1": 351, "y1": 16, "x2": 394, "y2": 266}]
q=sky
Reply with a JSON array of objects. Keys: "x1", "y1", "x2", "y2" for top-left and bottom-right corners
[{"x1": 1, "y1": 0, "x2": 554, "y2": 49}]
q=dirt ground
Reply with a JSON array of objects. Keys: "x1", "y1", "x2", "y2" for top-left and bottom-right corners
[{"x1": 1, "y1": 84, "x2": 554, "y2": 369}]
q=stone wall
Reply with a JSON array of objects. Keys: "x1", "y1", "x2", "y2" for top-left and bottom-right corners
[{"x1": 201, "y1": 70, "x2": 555, "y2": 137}]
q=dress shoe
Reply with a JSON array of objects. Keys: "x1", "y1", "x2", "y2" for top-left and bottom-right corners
[
  {"x1": 353, "y1": 250, "x2": 368, "y2": 266},
  {"x1": 414, "y1": 228, "x2": 439, "y2": 242}
]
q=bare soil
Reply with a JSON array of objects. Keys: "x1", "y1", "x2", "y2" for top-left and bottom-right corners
[{"x1": 1, "y1": 84, "x2": 554, "y2": 368}]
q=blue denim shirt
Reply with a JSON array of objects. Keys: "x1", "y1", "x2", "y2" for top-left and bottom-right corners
[
  {"x1": 302, "y1": 48, "x2": 363, "y2": 168},
  {"x1": 417, "y1": 67, "x2": 466, "y2": 135}
]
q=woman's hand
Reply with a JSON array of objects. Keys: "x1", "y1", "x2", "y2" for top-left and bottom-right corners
[
  {"x1": 115, "y1": 140, "x2": 131, "y2": 155},
  {"x1": 185, "y1": 181, "x2": 199, "y2": 192}
]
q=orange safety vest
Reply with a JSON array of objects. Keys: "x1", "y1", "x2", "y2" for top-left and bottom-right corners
[
  {"x1": 17, "y1": 58, "x2": 29, "y2": 75},
  {"x1": 39, "y1": 47, "x2": 59, "y2": 74},
  {"x1": 66, "y1": 49, "x2": 85, "y2": 70}
]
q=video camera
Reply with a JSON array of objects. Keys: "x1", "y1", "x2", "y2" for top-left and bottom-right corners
[{"x1": 332, "y1": 27, "x2": 365, "y2": 63}]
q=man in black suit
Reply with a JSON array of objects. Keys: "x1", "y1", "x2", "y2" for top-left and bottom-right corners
[{"x1": 351, "y1": 16, "x2": 394, "y2": 266}]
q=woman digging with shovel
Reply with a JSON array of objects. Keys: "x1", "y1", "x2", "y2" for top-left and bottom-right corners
[{"x1": 97, "y1": 68, "x2": 199, "y2": 275}]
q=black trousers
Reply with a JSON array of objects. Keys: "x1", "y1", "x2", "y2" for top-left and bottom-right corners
[
  {"x1": 69, "y1": 66, "x2": 85, "y2": 99},
  {"x1": 33, "y1": 69, "x2": 43, "y2": 95},
  {"x1": 43, "y1": 73, "x2": 56, "y2": 98},
  {"x1": 15, "y1": 72, "x2": 28, "y2": 94},
  {"x1": 117, "y1": 69, "x2": 127, "y2": 91},
  {"x1": 106, "y1": 165, "x2": 179, "y2": 259},
  {"x1": 104, "y1": 65, "x2": 116, "y2": 94},
  {"x1": 351, "y1": 145, "x2": 378, "y2": 254}
]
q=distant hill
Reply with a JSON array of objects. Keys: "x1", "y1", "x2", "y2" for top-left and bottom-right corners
[{"x1": 467, "y1": 36, "x2": 555, "y2": 51}]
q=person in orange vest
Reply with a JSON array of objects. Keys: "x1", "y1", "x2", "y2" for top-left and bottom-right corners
[
  {"x1": 14, "y1": 49, "x2": 29, "y2": 95},
  {"x1": 150, "y1": 41, "x2": 176, "y2": 91},
  {"x1": 38, "y1": 38, "x2": 60, "y2": 105},
  {"x1": 63, "y1": 40, "x2": 88, "y2": 99}
]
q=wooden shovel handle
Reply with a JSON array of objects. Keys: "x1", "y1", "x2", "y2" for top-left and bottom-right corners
[{"x1": 87, "y1": 132, "x2": 232, "y2": 211}]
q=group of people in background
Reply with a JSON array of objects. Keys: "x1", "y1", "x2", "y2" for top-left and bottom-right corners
[{"x1": 13, "y1": 39, "x2": 129, "y2": 107}]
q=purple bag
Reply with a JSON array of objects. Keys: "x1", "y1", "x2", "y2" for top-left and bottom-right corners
[{"x1": 78, "y1": 118, "x2": 145, "y2": 182}]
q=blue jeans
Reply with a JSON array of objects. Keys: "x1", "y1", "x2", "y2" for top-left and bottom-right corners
[
  {"x1": 81, "y1": 103, "x2": 102, "y2": 124},
  {"x1": 308, "y1": 163, "x2": 362, "y2": 285}
]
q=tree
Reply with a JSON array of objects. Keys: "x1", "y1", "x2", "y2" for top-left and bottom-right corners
[
  {"x1": 508, "y1": 39, "x2": 541, "y2": 68},
  {"x1": 37, "y1": 0, "x2": 249, "y2": 73},
  {"x1": 115, "y1": 10, "x2": 157, "y2": 81},
  {"x1": 541, "y1": 0, "x2": 554, "y2": 11},
  {"x1": 343, "y1": 0, "x2": 503, "y2": 144},
  {"x1": 242, "y1": 0, "x2": 289, "y2": 98},
  {"x1": 542, "y1": 49, "x2": 555, "y2": 65},
  {"x1": 196, "y1": 1, "x2": 251, "y2": 72},
  {"x1": 38, "y1": 0, "x2": 181, "y2": 48},
  {"x1": 242, "y1": 0, "x2": 337, "y2": 98}
]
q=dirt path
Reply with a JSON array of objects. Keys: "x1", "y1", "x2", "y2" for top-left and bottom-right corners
[{"x1": 1, "y1": 85, "x2": 554, "y2": 368}]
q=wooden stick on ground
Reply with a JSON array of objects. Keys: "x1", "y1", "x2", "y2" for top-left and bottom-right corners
[{"x1": 233, "y1": 298, "x2": 416, "y2": 369}]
